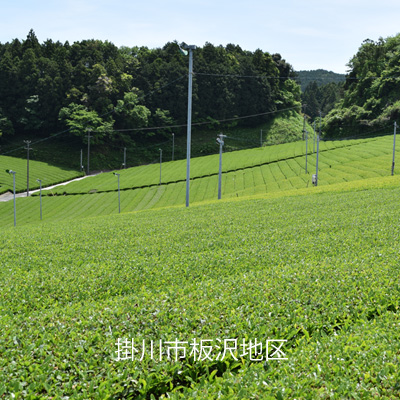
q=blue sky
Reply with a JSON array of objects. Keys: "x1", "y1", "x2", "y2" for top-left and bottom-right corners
[{"x1": 2, "y1": 0, "x2": 400, "y2": 73}]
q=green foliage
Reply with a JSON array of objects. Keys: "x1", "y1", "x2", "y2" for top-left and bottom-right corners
[
  {"x1": 0, "y1": 32, "x2": 301, "y2": 149},
  {"x1": 324, "y1": 34, "x2": 400, "y2": 136},
  {"x1": 0, "y1": 108, "x2": 14, "y2": 136},
  {"x1": 114, "y1": 90, "x2": 151, "y2": 132},
  {"x1": 322, "y1": 105, "x2": 372, "y2": 137},
  {"x1": 263, "y1": 110, "x2": 312, "y2": 144},
  {"x1": 19, "y1": 94, "x2": 43, "y2": 131},
  {"x1": 302, "y1": 81, "x2": 344, "y2": 120},
  {"x1": 296, "y1": 69, "x2": 346, "y2": 92},
  {"x1": 58, "y1": 103, "x2": 114, "y2": 144},
  {"x1": 276, "y1": 79, "x2": 302, "y2": 108}
]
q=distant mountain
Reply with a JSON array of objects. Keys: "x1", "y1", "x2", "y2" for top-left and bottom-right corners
[{"x1": 296, "y1": 69, "x2": 346, "y2": 91}]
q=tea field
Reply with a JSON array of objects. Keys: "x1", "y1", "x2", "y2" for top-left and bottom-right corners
[
  {"x1": 39, "y1": 136, "x2": 378, "y2": 195},
  {"x1": 0, "y1": 134, "x2": 398, "y2": 228},
  {"x1": 0, "y1": 155, "x2": 83, "y2": 195},
  {"x1": 0, "y1": 183, "x2": 400, "y2": 399}
]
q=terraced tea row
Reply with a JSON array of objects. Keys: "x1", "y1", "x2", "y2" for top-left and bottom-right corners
[
  {"x1": 0, "y1": 138, "x2": 398, "y2": 227},
  {"x1": 41, "y1": 137, "x2": 376, "y2": 195},
  {"x1": 1, "y1": 186, "x2": 399, "y2": 398},
  {"x1": 0, "y1": 155, "x2": 83, "y2": 195}
]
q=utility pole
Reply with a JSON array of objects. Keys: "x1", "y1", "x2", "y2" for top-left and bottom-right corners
[
  {"x1": 172, "y1": 133, "x2": 175, "y2": 161},
  {"x1": 87, "y1": 129, "x2": 91, "y2": 175},
  {"x1": 302, "y1": 104, "x2": 307, "y2": 140},
  {"x1": 24, "y1": 140, "x2": 32, "y2": 196},
  {"x1": 159, "y1": 148, "x2": 162, "y2": 185},
  {"x1": 80, "y1": 149, "x2": 83, "y2": 171},
  {"x1": 260, "y1": 129, "x2": 263, "y2": 147},
  {"x1": 36, "y1": 179, "x2": 42, "y2": 220},
  {"x1": 114, "y1": 173, "x2": 121, "y2": 213},
  {"x1": 313, "y1": 121, "x2": 316, "y2": 153},
  {"x1": 305, "y1": 129, "x2": 308, "y2": 174},
  {"x1": 123, "y1": 147, "x2": 127, "y2": 169},
  {"x1": 392, "y1": 121, "x2": 397, "y2": 176},
  {"x1": 180, "y1": 44, "x2": 196, "y2": 208},
  {"x1": 217, "y1": 133, "x2": 226, "y2": 200},
  {"x1": 7, "y1": 170, "x2": 16, "y2": 226},
  {"x1": 313, "y1": 110, "x2": 322, "y2": 187},
  {"x1": 319, "y1": 110, "x2": 322, "y2": 138},
  {"x1": 315, "y1": 134, "x2": 320, "y2": 186}
]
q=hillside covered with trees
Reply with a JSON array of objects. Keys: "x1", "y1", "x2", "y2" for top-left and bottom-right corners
[
  {"x1": 296, "y1": 69, "x2": 345, "y2": 92},
  {"x1": 322, "y1": 34, "x2": 400, "y2": 137},
  {"x1": 294, "y1": 70, "x2": 345, "y2": 121},
  {"x1": 301, "y1": 81, "x2": 344, "y2": 120},
  {"x1": 0, "y1": 30, "x2": 301, "y2": 148}
]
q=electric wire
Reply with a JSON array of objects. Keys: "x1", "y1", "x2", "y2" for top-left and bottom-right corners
[
  {"x1": 195, "y1": 72, "x2": 297, "y2": 80},
  {"x1": 0, "y1": 74, "x2": 187, "y2": 156},
  {"x1": 110, "y1": 105, "x2": 301, "y2": 133},
  {"x1": 195, "y1": 71, "x2": 400, "y2": 81},
  {"x1": 0, "y1": 64, "x2": 398, "y2": 158}
]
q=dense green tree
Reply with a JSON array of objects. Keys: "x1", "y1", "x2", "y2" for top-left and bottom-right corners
[
  {"x1": 302, "y1": 81, "x2": 343, "y2": 119},
  {"x1": 0, "y1": 48, "x2": 20, "y2": 122},
  {"x1": 0, "y1": 31, "x2": 302, "y2": 147},
  {"x1": 114, "y1": 91, "x2": 151, "y2": 131},
  {"x1": 323, "y1": 34, "x2": 400, "y2": 137},
  {"x1": 302, "y1": 82, "x2": 320, "y2": 118},
  {"x1": 0, "y1": 108, "x2": 14, "y2": 136},
  {"x1": 19, "y1": 95, "x2": 43, "y2": 131},
  {"x1": 58, "y1": 103, "x2": 114, "y2": 144},
  {"x1": 296, "y1": 69, "x2": 345, "y2": 92}
]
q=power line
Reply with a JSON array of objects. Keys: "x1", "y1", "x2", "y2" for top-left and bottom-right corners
[
  {"x1": 195, "y1": 71, "x2": 400, "y2": 81},
  {"x1": 1, "y1": 64, "x2": 397, "y2": 158},
  {"x1": 110, "y1": 105, "x2": 301, "y2": 133},
  {"x1": 195, "y1": 72, "x2": 297, "y2": 80},
  {"x1": 322, "y1": 123, "x2": 393, "y2": 141},
  {"x1": 0, "y1": 128, "x2": 73, "y2": 156},
  {"x1": 0, "y1": 74, "x2": 187, "y2": 157},
  {"x1": 224, "y1": 135, "x2": 259, "y2": 144}
]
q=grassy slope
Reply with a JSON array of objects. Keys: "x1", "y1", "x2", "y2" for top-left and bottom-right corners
[
  {"x1": 37, "y1": 137, "x2": 374, "y2": 194},
  {"x1": 262, "y1": 109, "x2": 314, "y2": 145},
  {"x1": 0, "y1": 111, "x2": 313, "y2": 173},
  {"x1": 0, "y1": 134, "x2": 397, "y2": 228},
  {"x1": 0, "y1": 181, "x2": 400, "y2": 398},
  {"x1": 0, "y1": 154, "x2": 83, "y2": 195}
]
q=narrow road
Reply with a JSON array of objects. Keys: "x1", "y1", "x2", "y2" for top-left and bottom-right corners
[{"x1": 0, "y1": 172, "x2": 102, "y2": 202}]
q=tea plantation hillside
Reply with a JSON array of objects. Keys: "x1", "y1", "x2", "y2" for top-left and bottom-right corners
[
  {"x1": 1, "y1": 182, "x2": 400, "y2": 398},
  {"x1": 0, "y1": 154, "x2": 83, "y2": 195},
  {"x1": 39, "y1": 136, "x2": 375, "y2": 195},
  {"x1": 0, "y1": 134, "x2": 398, "y2": 228}
]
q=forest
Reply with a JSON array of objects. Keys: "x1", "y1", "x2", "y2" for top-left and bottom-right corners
[
  {"x1": 296, "y1": 69, "x2": 345, "y2": 91},
  {"x1": 2, "y1": 30, "x2": 400, "y2": 150},
  {"x1": 0, "y1": 30, "x2": 300, "y2": 147},
  {"x1": 301, "y1": 80, "x2": 344, "y2": 120},
  {"x1": 322, "y1": 34, "x2": 400, "y2": 137}
]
